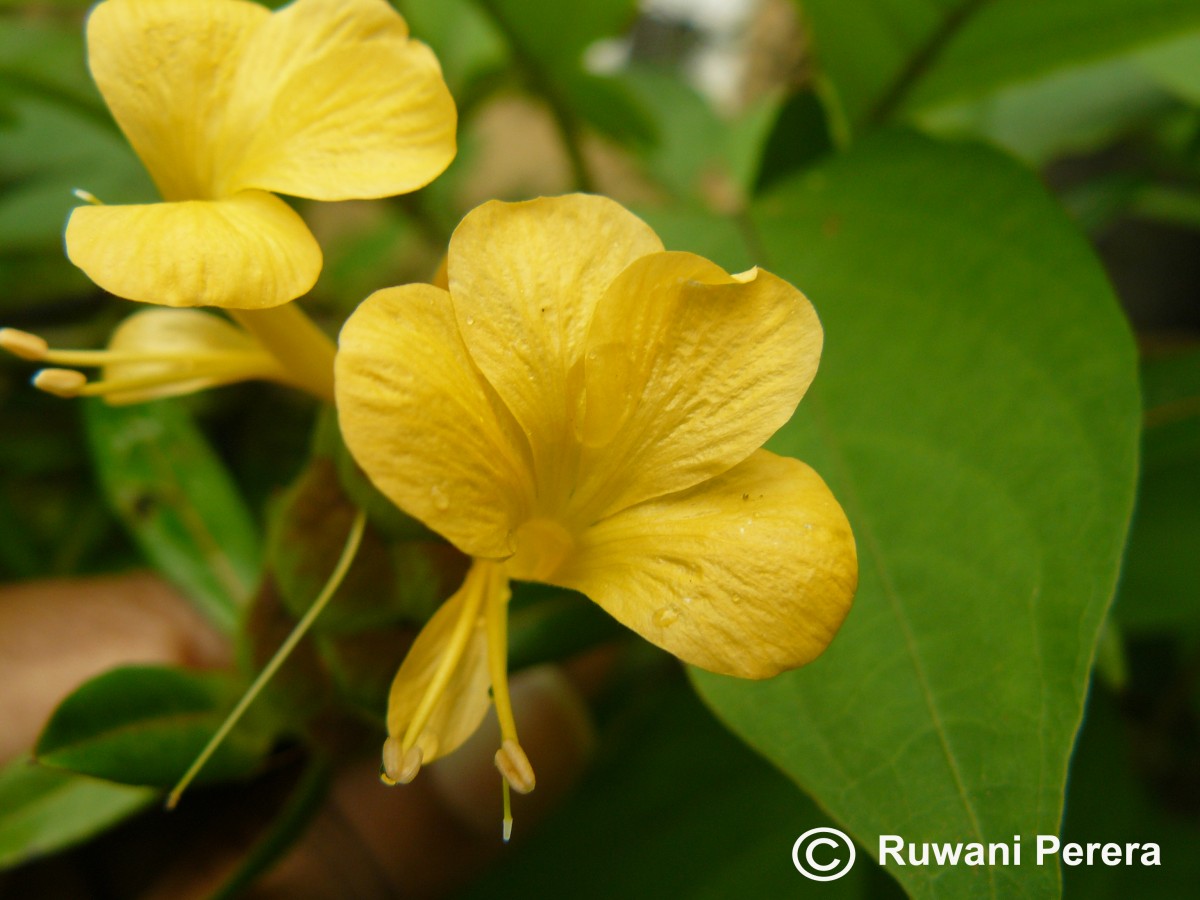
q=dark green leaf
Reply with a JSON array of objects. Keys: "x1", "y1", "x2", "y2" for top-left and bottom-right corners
[
  {"x1": 36, "y1": 666, "x2": 270, "y2": 788},
  {"x1": 0, "y1": 756, "x2": 152, "y2": 870},
  {"x1": 85, "y1": 398, "x2": 262, "y2": 634},
  {"x1": 1062, "y1": 686, "x2": 1200, "y2": 897},
  {"x1": 694, "y1": 130, "x2": 1140, "y2": 899},
  {"x1": 1115, "y1": 347, "x2": 1200, "y2": 631}
]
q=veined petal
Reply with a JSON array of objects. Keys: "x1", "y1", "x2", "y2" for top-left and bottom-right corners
[
  {"x1": 447, "y1": 195, "x2": 662, "y2": 507},
  {"x1": 385, "y1": 573, "x2": 492, "y2": 766},
  {"x1": 86, "y1": 0, "x2": 269, "y2": 200},
  {"x1": 335, "y1": 285, "x2": 534, "y2": 559},
  {"x1": 555, "y1": 451, "x2": 857, "y2": 678},
  {"x1": 225, "y1": 0, "x2": 454, "y2": 199},
  {"x1": 571, "y1": 253, "x2": 822, "y2": 521},
  {"x1": 65, "y1": 191, "x2": 322, "y2": 309}
]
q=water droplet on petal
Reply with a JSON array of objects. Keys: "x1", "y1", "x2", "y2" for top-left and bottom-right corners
[
  {"x1": 430, "y1": 485, "x2": 450, "y2": 511},
  {"x1": 653, "y1": 605, "x2": 680, "y2": 628}
]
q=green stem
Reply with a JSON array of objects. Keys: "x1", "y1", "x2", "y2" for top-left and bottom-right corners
[
  {"x1": 866, "y1": 0, "x2": 992, "y2": 127},
  {"x1": 230, "y1": 304, "x2": 336, "y2": 404},
  {"x1": 166, "y1": 511, "x2": 366, "y2": 808}
]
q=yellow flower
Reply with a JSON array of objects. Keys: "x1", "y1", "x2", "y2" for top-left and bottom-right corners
[
  {"x1": 335, "y1": 195, "x2": 857, "y2": 804},
  {"x1": 66, "y1": 0, "x2": 456, "y2": 309},
  {"x1": 1, "y1": 307, "x2": 326, "y2": 404}
]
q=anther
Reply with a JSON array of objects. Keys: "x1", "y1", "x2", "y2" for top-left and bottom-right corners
[
  {"x1": 73, "y1": 188, "x2": 103, "y2": 205},
  {"x1": 381, "y1": 736, "x2": 425, "y2": 785},
  {"x1": 32, "y1": 368, "x2": 87, "y2": 397},
  {"x1": 0, "y1": 328, "x2": 49, "y2": 361},
  {"x1": 494, "y1": 739, "x2": 536, "y2": 794}
]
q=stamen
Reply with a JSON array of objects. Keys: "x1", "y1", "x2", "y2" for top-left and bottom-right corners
[
  {"x1": 494, "y1": 739, "x2": 536, "y2": 794},
  {"x1": 0, "y1": 328, "x2": 49, "y2": 360},
  {"x1": 32, "y1": 368, "x2": 86, "y2": 397},
  {"x1": 166, "y1": 510, "x2": 366, "y2": 809},
  {"x1": 73, "y1": 188, "x2": 103, "y2": 205}
]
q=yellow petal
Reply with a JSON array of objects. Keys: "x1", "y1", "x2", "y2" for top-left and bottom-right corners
[
  {"x1": 227, "y1": 7, "x2": 456, "y2": 199},
  {"x1": 65, "y1": 191, "x2": 322, "y2": 309},
  {"x1": 385, "y1": 574, "x2": 492, "y2": 766},
  {"x1": 555, "y1": 451, "x2": 857, "y2": 678},
  {"x1": 570, "y1": 253, "x2": 822, "y2": 521},
  {"x1": 102, "y1": 308, "x2": 290, "y2": 404},
  {"x1": 335, "y1": 285, "x2": 533, "y2": 559},
  {"x1": 447, "y1": 195, "x2": 662, "y2": 506},
  {"x1": 85, "y1": 0, "x2": 269, "y2": 201}
]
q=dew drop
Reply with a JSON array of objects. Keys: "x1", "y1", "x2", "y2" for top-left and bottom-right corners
[
  {"x1": 430, "y1": 485, "x2": 450, "y2": 511},
  {"x1": 653, "y1": 605, "x2": 680, "y2": 628},
  {"x1": 465, "y1": 315, "x2": 476, "y2": 326}
]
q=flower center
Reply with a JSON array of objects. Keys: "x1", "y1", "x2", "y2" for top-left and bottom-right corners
[{"x1": 506, "y1": 517, "x2": 575, "y2": 582}]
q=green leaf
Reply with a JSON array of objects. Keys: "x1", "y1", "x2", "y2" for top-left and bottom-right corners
[
  {"x1": 914, "y1": 55, "x2": 1172, "y2": 165},
  {"x1": 0, "y1": 756, "x2": 152, "y2": 870},
  {"x1": 0, "y1": 19, "x2": 153, "y2": 252},
  {"x1": 461, "y1": 669, "x2": 871, "y2": 899},
  {"x1": 85, "y1": 398, "x2": 262, "y2": 634},
  {"x1": 1115, "y1": 347, "x2": 1200, "y2": 631},
  {"x1": 35, "y1": 665, "x2": 270, "y2": 788},
  {"x1": 799, "y1": 0, "x2": 1200, "y2": 138},
  {"x1": 693, "y1": 130, "x2": 1140, "y2": 899},
  {"x1": 1136, "y1": 30, "x2": 1200, "y2": 105}
]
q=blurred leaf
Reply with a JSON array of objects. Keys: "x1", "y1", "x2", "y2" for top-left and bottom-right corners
[
  {"x1": 615, "y1": 66, "x2": 781, "y2": 205},
  {"x1": 1062, "y1": 686, "x2": 1200, "y2": 897},
  {"x1": 396, "y1": 0, "x2": 508, "y2": 110},
  {"x1": 915, "y1": 55, "x2": 1173, "y2": 165},
  {"x1": 753, "y1": 90, "x2": 835, "y2": 195},
  {"x1": 798, "y1": 0, "x2": 1200, "y2": 139},
  {"x1": 0, "y1": 756, "x2": 152, "y2": 871},
  {"x1": 85, "y1": 398, "x2": 262, "y2": 634},
  {"x1": 462, "y1": 669, "x2": 871, "y2": 899},
  {"x1": 472, "y1": 0, "x2": 653, "y2": 149},
  {"x1": 694, "y1": 130, "x2": 1140, "y2": 899},
  {"x1": 1137, "y1": 30, "x2": 1200, "y2": 105},
  {"x1": 36, "y1": 666, "x2": 271, "y2": 788},
  {"x1": 0, "y1": 19, "x2": 154, "y2": 253},
  {"x1": 1115, "y1": 347, "x2": 1200, "y2": 631}
]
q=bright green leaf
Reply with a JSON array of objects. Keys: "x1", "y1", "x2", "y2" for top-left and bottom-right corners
[
  {"x1": 1137, "y1": 30, "x2": 1200, "y2": 105},
  {"x1": 693, "y1": 130, "x2": 1140, "y2": 900},
  {"x1": 36, "y1": 666, "x2": 270, "y2": 788},
  {"x1": 85, "y1": 398, "x2": 262, "y2": 634},
  {"x1": 0, "y1": 756, "x2": 152, "y2": 870}
]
